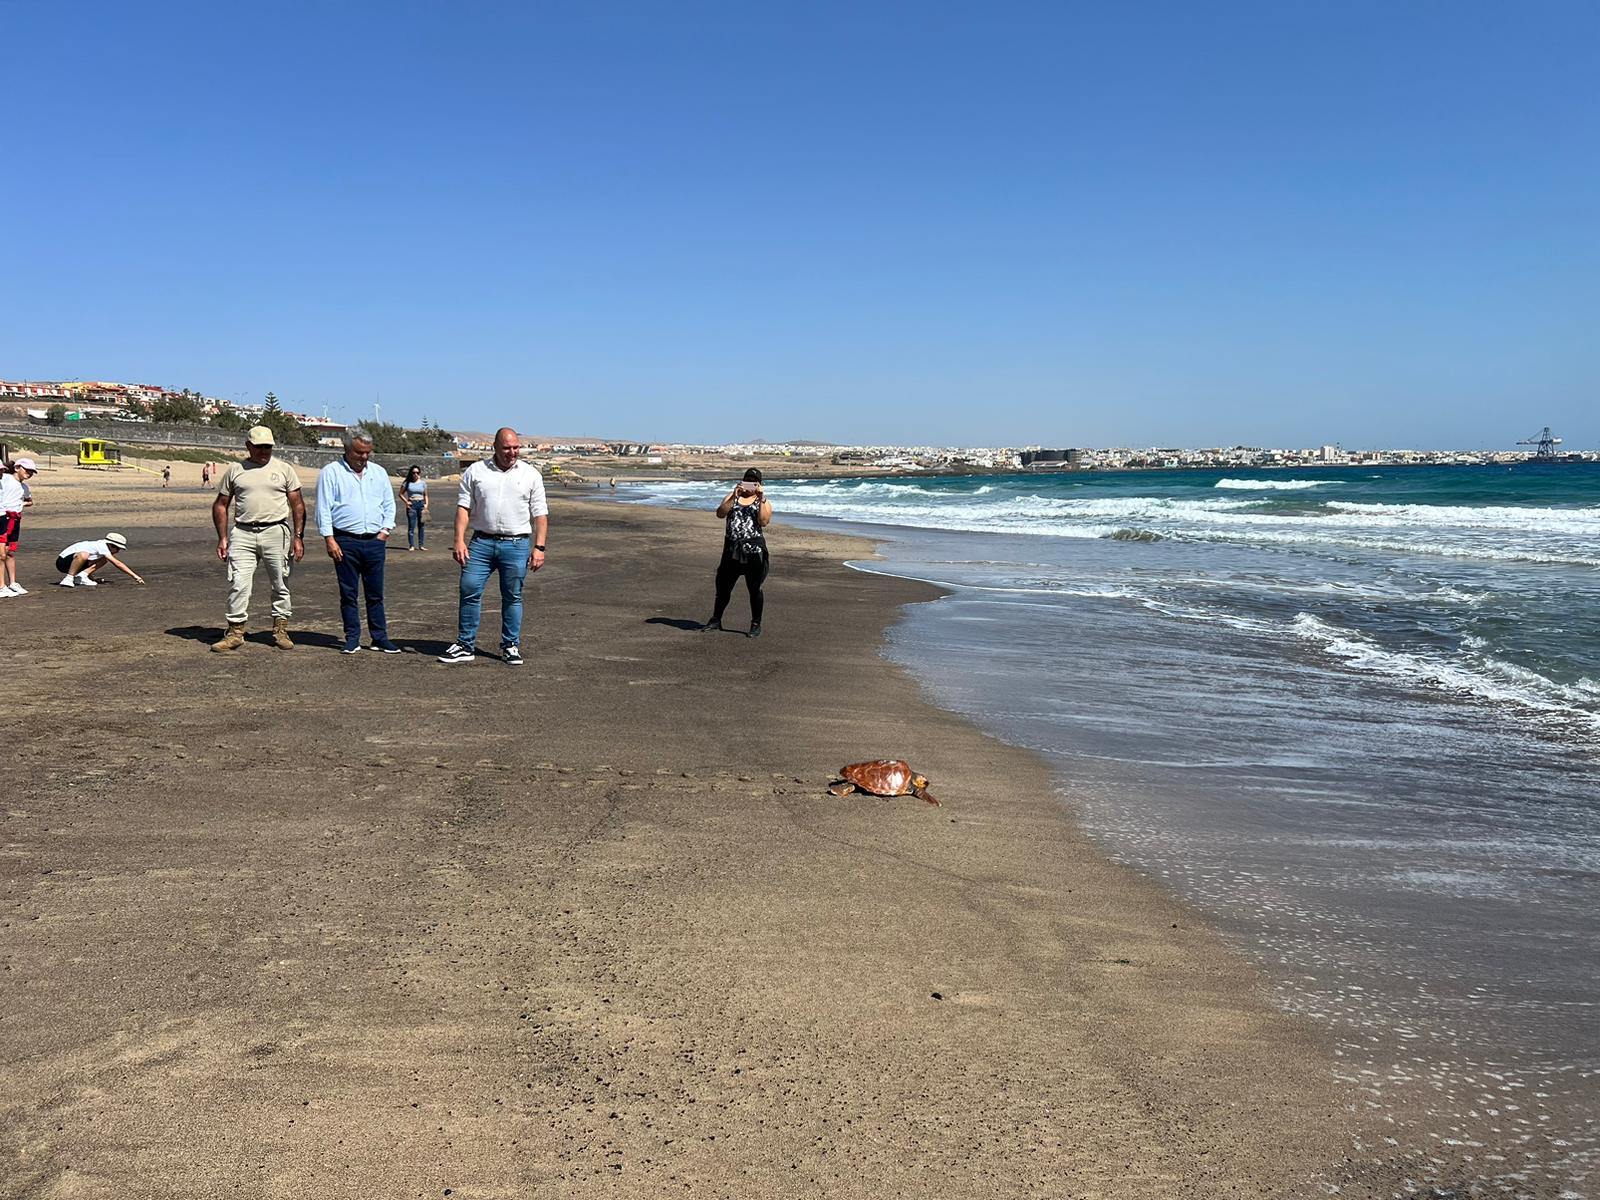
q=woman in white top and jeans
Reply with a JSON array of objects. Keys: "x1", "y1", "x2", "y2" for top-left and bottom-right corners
[{"x1": 401, "y1": 465, "x2": 429, "y2": 550}]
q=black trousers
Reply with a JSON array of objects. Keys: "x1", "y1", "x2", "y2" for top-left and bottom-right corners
[{"x1": 711, "y1": 549, "x2": 767, "y2": 626}]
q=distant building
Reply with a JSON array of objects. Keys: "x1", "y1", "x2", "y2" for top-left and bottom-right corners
[
  {"x1": 0, "y1": 380, "x2": 70, "y2": 400},
  {"x1": 1020, "y1": 449, "x2": 1082, "y2": 468}
]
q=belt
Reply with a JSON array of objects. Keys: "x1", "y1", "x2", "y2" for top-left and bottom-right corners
[
  {"x1": 471, "y1": 531, "x2": 527, "y2": 540},
  {"x1": 235, "y1": 519, "x2": 287, "y2": 530},
  {"x1": 334, "y1": 529, "x2": 380, "y2": 540}
]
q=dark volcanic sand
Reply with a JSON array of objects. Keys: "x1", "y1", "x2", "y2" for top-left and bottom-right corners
[{"x1": 3, "y1": 483, "x2": 1370, "y2": 1197}]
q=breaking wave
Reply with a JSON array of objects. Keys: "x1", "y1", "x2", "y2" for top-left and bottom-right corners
[
  {"x1": 1104, "y1": 528, "x2": 1164, "y2": 542},
  {"x1": 1290, "y1": 614, "x2": 1600, "y2": 731},
  {"x1": 1214, "y1": 478, "x2": 1333, "y2": 490}
]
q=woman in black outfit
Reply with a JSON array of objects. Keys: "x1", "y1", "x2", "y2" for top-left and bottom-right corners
[{"x1": 705, "y1": 468, "x2": 772, "y2": 637}]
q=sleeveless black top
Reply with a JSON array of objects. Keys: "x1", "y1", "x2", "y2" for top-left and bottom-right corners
[{"x1": 724, "y1": 499, "x2": 767, "y2": 563}]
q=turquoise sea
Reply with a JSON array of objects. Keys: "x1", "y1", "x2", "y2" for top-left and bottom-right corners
[{"x1": 627, "y1": 464, "x2": 1599, "y2": 1196}]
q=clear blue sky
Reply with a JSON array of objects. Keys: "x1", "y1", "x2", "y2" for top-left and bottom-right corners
[{"x1": 3, "y1": 1, "x2": 1595, "y2": 448}]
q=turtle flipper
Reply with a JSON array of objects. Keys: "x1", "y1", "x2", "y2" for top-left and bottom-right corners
[
  {"x1": 828, "y1": 780, "x2": 857, "y2": 797},
  {"x1": 913, "y1": 786, "x2": 940, "y2": 807}
]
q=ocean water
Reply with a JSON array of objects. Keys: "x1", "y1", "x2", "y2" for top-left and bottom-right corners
[{"x1": 626, "y1": 465, "x2": 1599, "y2": 1196}]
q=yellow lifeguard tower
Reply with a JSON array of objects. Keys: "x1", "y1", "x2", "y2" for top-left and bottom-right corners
[{"x1": 77, "y1": 438, "x2": 123, "y2": 467}]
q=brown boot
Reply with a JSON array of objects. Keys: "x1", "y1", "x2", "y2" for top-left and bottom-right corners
[
  {"x1": 211, "y1": 622, "x2": 246, "y2": 653},
  {"x1": 271, "y1": 618, "x2": 294, "y2": 650}
]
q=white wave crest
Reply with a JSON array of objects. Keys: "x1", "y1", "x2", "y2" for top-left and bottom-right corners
[
  {"x1": 1214, "y1": 478, "x2": 1333, "y2": 490},
  {"x1": 1290, "y1": 614, "x2": 1600, "y2": 730},
  {"x1": 1325, "y1": 500, "x2": 1600, "y2": 536}
]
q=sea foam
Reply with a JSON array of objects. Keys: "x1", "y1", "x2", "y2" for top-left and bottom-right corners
[
  {"x1": 1214, "y1": 478, "x2": 1333, "y2": 490},
  {"x1": 1290, "y1": 614, "x2": 1600, "y2": 731}
]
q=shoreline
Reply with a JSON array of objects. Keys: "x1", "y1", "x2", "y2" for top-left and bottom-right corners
[{"x1": 1, "y1": 469, "x2": 1368, "y2": 1196}]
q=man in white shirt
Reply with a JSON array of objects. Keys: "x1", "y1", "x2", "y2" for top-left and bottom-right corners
[{"x1": 437, "y1": 428, "x2": 548, "y2": 666}]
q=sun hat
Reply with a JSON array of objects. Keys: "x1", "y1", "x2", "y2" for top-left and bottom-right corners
[
  {"x1": 246, "y1": 425, "x2": 276, "y2": 446},
  {"x1": 105, "y1": 532, "x2": 128, "y2": 549},
  {"x1": 12, "y1": 458, "x2": 38, "y2": 472}
]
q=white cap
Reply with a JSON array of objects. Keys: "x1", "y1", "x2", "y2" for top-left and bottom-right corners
[
  {"x1": 11, "y1": 458, "x2": 37, "y2": 472},
  {"x1": 105, "y1": 532, "x2": 128, "y2": 549},
  {"x1": 246, "y1": 426, "x2": 276, "y2": 446}
]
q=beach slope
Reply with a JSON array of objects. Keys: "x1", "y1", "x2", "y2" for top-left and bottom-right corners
[{"x1": 1, "y1": 473, "x2": 1348, "y2": 1197}]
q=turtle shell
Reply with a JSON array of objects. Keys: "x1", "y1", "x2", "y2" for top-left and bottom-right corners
[{"x1": 839, "y1": 760, "x2": 917, "y2": 797}]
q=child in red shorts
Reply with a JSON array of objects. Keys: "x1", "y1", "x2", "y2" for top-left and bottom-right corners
[{"x1": 0, "y1": 457, "x2": 37, "y2": 598}]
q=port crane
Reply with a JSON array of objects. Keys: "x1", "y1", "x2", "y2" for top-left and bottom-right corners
[{"x1": 1517, "y1": 427, "x2": 1563, "y2": 459}]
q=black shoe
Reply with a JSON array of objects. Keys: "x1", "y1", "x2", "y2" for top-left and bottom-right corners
[
  {"x1": 502, "y1": 645, "x2": 523, "y2": 667},
  {"x1": 748, "y1": 623, "x2": 762, "y2": 638},
  {"x1": 437, "y1": 642, "x2": 475, "y2": 664},
  {"x1": 340, "y1": 642, "x2": 361, "y2": 655},
  {"x1": 369, "y1": 641, "x2": 403, "y2": 654},
  {"x1": 701, "y1": 618, "x2": 722, "y2": 632}
]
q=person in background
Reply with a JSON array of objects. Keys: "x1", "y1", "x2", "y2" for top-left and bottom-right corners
[
  {"x1": 211, "y1": 426, "x2": 305, "y2": 652},
  {"x1": 56, "y1": 532, "x2": 145, "y2": 587},
  {"x1": 705, "y1": 468, "x2": 772, "y2": 638},
  {"x1": 401, "y1": 465, "x2": 429, "y2": 550},
  {"x1": 161, "y1": 464, "x2": 171, "y2": 488},
  {"x1": 316, "y1": 428, "x2": 399, "y2": 655},
  {"x1": 437, "y1": 427, "x2": 548, "y2": 666},
  {"x1": 1, "y1": 457, "x2": 38, "y2": 597},
  {"x1": 201, "y1": 462, "x2": 212, "y2": 488}
]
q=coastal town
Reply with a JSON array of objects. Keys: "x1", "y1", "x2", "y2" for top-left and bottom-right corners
[{"x1": 1, "y1": 376, "x2": 1590, "y2": 470}]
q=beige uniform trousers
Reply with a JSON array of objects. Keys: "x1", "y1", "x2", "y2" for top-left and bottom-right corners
[{"x1": 225, "y1": 523, "x2": 293, "y2": 624}]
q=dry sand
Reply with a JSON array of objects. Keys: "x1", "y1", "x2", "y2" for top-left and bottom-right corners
[{"x1": 2, "y1": 464, "x2": 1379, "y2": 1197}]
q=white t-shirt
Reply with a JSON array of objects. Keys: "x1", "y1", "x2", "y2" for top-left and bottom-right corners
[
  {"x1": 457, "y1": 459, "x2": 548, "y2": 536},
  {"x1": 0, "y1": 474, "x2": 24, "y2": 513},
  {"x1": 60, "y1": 539, "x2": 114, "y2": 563}
]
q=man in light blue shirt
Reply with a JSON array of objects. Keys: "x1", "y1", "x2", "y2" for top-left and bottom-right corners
[{"x1": 316, "y1": 428, "x2": 399, "y2": 654}]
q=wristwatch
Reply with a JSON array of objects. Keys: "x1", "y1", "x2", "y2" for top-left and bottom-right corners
[{"x1": 534, "y1": 543, "x2": 546, "y2": 551}]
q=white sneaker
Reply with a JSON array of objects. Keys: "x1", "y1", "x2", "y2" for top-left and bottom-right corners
[
  {"x1": 436, "y1": 642, "x2": 475, "y2": 664},
  {"x1": 58, "y1": 575, "x2": 77, "y2": 587},
  {"x1": 8, "y1": 584, "x2": 26, "y2": 595},
  {"x1": 76, "y1": 574, "x2": 99, "y2": 587},
  {"x1": 0, "y1": 584, "x2": 17, "y2": 597}
]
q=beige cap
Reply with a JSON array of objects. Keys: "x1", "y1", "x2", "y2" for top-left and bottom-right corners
[
  {"x1": 246, "y1": 425, "x2": 276, "y2": 446},
  {"x1": 105, "y1": 532, "x2": 128, "y2": 549}
]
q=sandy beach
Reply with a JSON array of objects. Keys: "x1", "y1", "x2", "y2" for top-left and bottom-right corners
[{"x1": 2, "y1": 463, "x2": 1371, "y2": 1197}]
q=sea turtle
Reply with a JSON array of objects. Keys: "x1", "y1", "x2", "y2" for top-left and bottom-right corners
[{"x1": 827, "y1": 760, "x2": 940, "y2": 806}]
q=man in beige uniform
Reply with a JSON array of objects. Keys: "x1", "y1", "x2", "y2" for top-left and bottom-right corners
[{"x1": 210, "y1": 426, "x2": 307, "y2": 651}]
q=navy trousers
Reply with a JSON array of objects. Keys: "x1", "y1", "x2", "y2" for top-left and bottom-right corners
[{"x1": 334, "y1": 534, "x2": 389, "y2": 645}]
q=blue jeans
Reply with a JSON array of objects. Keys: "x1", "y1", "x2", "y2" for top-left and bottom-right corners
[
  {"x1": 406, "y1": 501, "x2": 425, "y2": 548},
  {"x1": 333, "y1": 534, "x2": 389, "y2": 645},
  {"x1": 457, "y1": 534, "x2": 528, "y2": 649}
]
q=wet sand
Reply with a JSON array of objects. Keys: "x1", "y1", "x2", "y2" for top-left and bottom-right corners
[{"x1": 2, "y1": 465, "x2": 1367, "y2": 1197}]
